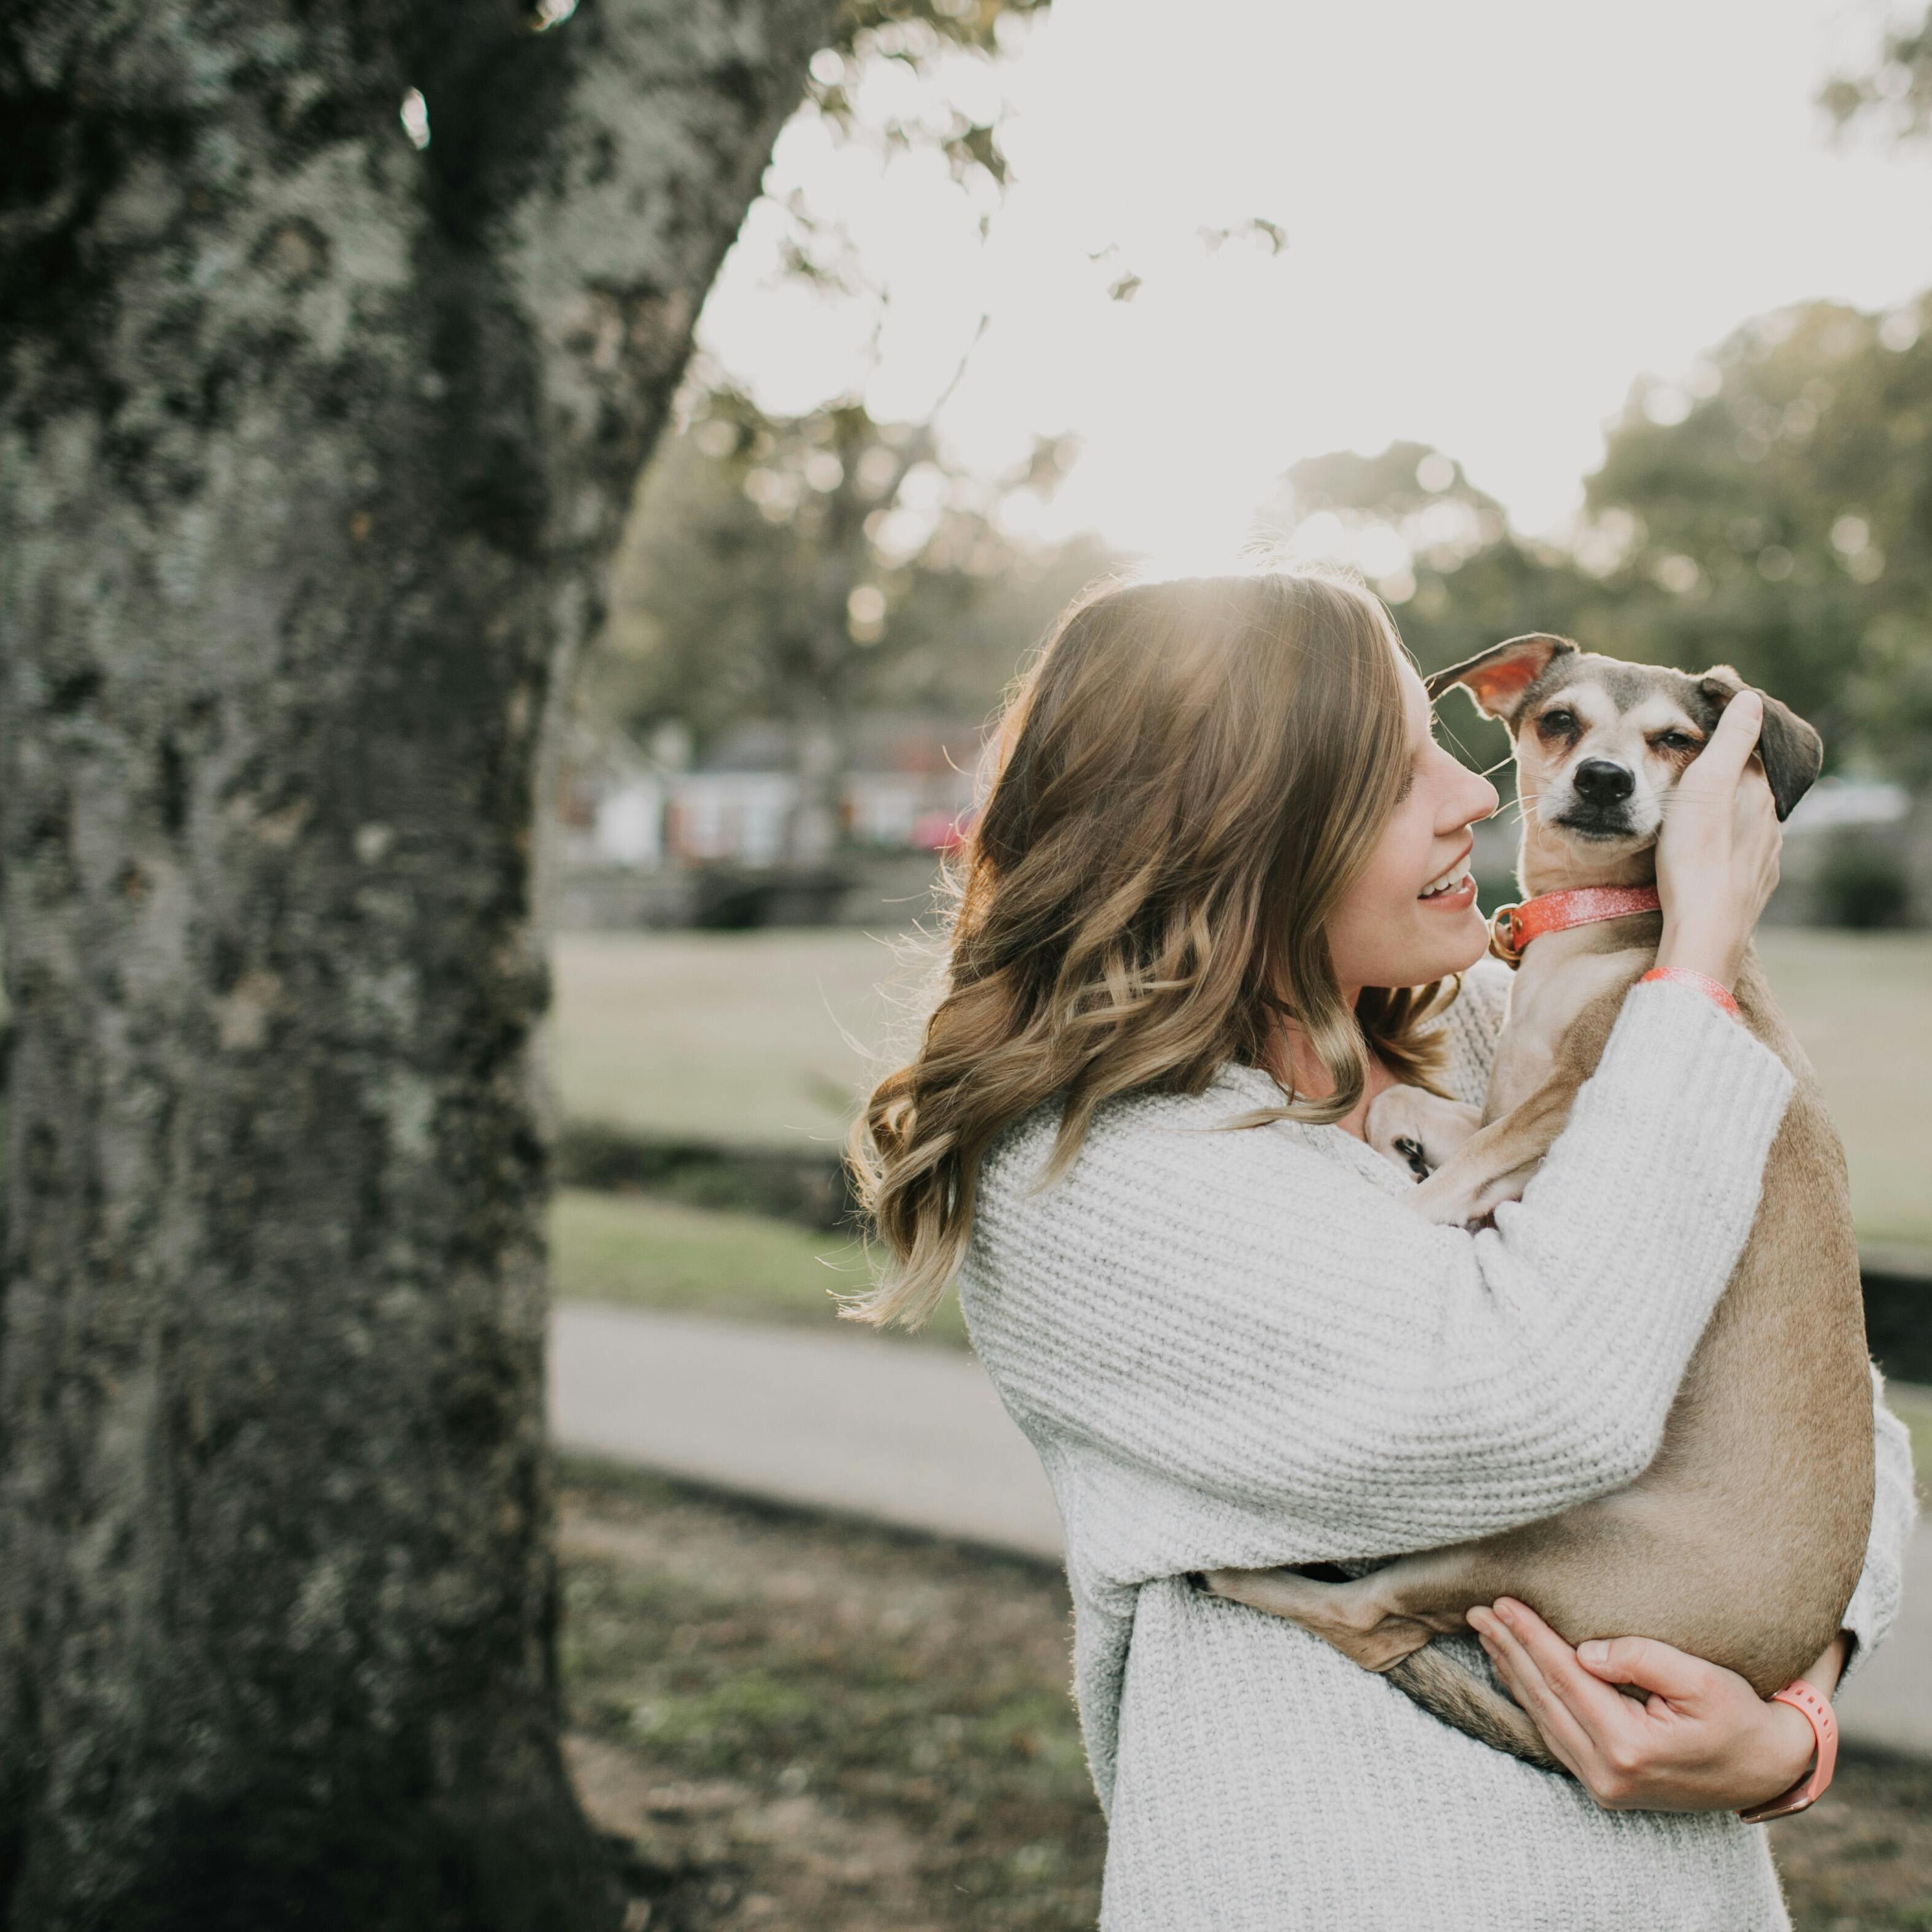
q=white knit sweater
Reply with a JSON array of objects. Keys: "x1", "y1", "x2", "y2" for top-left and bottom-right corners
[{"x1": 957, "y1": 963, "x2": 1917, "y2": 1932}]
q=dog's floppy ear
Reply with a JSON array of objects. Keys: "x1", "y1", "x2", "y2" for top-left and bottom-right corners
[
  {"x1": 1695, "y1": 666, "x2": 1823, "y2": 822},
  {"x1": 1426, "y1": 634, "x2": 1577, "y2": 722}
]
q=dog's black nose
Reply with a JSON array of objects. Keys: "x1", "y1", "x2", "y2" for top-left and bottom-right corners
[{"x1": 1572, "y1": 759, "x2": 1635, "y2": 805}]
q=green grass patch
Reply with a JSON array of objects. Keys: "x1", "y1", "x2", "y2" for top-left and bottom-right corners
[
  {"x1": 550, "y1": 1187, "x2": 971, "y2": 1348},
  {"x1": 557, "y1": 1462, "x2": 1104, "y2": 1930},
  {"x1": 1757, "y1": 931, "x2": 1932, "y2": 1252},
  {"x1": 554, "y1": 1461, "x2": 1929, "y2": 1932},
  {"x1": 549, "y1": 928, "x2": 933, "y2": 1150},
  {"x1": 551, "y1": 928, "x2": 1932, "y2": 1249}
]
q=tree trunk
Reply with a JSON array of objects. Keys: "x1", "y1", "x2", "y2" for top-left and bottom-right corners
[{"x1": 0, "y1": 2, "x2": 837, "y2": 1925}]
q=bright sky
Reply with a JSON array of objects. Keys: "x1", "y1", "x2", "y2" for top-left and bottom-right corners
[{"x1": 695, "y1": 0, "x2": 1932, "y2": 561}]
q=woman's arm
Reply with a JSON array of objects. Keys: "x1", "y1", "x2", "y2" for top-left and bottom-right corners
[
  {"x1": 967, "y1": 693, "x2": 1793, "y2": 1561},
  {"x1": 1462, "y1": 1369, "x2": 1916, "y2": 1812},
  {"x1": 1464, "y1": 1601, "x2": 1831, "y2": 1812},
  {"x1": 970, "y1": 977, "x2": 1794, "y2": 1561}
]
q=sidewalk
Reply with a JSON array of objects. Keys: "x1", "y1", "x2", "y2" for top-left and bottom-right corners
[
  {"x1": 548, "y1": 1301, "x2": 1929, "y2": 1757},
  {"x1": 550, "y1": 1301, "x2": 1063, "y2": 1559}
]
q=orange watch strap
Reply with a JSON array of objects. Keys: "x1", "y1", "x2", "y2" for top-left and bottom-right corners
[{"x1": 1737, "y1": 1679, "x2": 1838, "y2": 1823}]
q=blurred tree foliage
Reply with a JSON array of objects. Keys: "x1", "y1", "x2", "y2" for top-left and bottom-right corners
[
  {"x1": 813, "y1": 0, "x2": 1049, "y2": 190},
  {"x1": 1257, "y1": 443, "x2": 1595, "y2": 673},
  {"x1": 1820, "y1": 2, "x2": 1932, "y2": 149},
  {"x1": 1258, "y1": 293, "x2": 1932, "y2": 785},
  {"x1": 582, "y1": 0, "x2": 1091, "y2": 860},
  {"x1": 761, "y1": 0, "x2": 1050, "y2": 309},
  {"x1": 592, "y1": 383, "x2": 1104, "y2": 764},
  {"x1": 1574, "y1": 297, "x2": 1932, "y2": 779}
]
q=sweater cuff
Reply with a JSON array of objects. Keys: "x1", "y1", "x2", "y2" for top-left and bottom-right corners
[
  {"x1": 1601, "y1": 976, "x2": 1795, "y2": 1139},
  {"x1": 1838, "y1": 1568, "x2": 1895, "y2": 1688}
]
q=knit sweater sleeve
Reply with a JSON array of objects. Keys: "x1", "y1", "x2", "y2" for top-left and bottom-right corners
[
  {"x1": 1838, "y1": 1366, "x2": 1920, "y2": 1685},
  {"x1": 967, "y1": 979, "x2": 1795, "y2": 1559}
]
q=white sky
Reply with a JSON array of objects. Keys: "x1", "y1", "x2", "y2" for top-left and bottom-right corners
[{"x1": 695, "y1": 0, "x2": 1932, "y2": 562}]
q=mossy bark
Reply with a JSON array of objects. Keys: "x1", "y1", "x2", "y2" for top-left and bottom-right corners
[{"x1": 0, "y1": 3, "x2": 837, "y2": 1925}]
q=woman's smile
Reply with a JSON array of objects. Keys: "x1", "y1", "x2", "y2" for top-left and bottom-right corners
[{"x1": 1418, "y1": 847, "x2": 1476, "y2": 907}]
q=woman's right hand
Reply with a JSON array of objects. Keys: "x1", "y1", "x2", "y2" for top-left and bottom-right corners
[{"x1": 1653, "y1": 691, "x2": 1782, "y2": 991}]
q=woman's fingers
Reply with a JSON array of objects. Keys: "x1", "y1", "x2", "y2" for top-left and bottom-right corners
[
  {"x1": 1684, "y1": 689, "x2": 1763, "y2": 796},
  {"x1": 1469, "y1": 1606, "x2": 1606, "y2": 1781},
  {"x1": 1490, "y1": 1602, "x2": 1645, "y2": 1740},
  {"x1": 1653, "y1": 686, "x2": 1781, "y2": 988},
  {"x1": 1468, "y1": 1610, "x2": 1564, "y2": 1747},
  {"x1": 1574, "y1": 1633, "x2": 1714, "y2": 1706}
]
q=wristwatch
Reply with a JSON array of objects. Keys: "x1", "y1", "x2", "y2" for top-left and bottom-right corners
[{"x1": 1736, "y1": 1680, "x2": 1838, "y2": 1823}]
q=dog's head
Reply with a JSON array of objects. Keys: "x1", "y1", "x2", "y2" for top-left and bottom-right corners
[{"x1": 1428, "y1": 634, "x2": 1822, "y2": 890}]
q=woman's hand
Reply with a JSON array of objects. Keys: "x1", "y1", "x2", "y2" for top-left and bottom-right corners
[
  {"x1": 1466, "y1": 1599, "x2": 1841, "y2": 1813},
  {"x1": 1653, "y1": 690, "x2": 1782, "y2": 992}
]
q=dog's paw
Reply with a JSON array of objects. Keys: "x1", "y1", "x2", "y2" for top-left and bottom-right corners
[
  {"x1": 1411, "y1": 1166, "x2": 1527, "y2": 1230},
  {"x1": 1366, "y1": 1087, "x2": 1481, "y2": 1182}
]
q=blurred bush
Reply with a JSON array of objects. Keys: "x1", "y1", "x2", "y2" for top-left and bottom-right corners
[{"x1": 1817, "y1": 832, "x2": 1913, "y2": 929}]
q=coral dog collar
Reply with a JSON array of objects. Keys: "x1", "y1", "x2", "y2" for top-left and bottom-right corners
[{"x1": 1487, "y1": 886, "x2": 1663, "y2": 966}]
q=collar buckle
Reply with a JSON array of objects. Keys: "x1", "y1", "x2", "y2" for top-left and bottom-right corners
[{"x1": 1488, "y1": 902, "x2": 1526, "y2": 968}]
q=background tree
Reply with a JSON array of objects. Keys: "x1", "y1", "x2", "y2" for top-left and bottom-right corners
[
  {"x1": 1578, "y1": 296, "x2": 1932, "y2": 779},
  {"x1": 1258, "y1": 442, "x2": 1592, "y2": 666},
  {"x1": 1260, "y1": 290, "x2": 1932, "y2": 790},
  {"x1": 585, "y1": 0, "x2": 1071, "y2": 865},
  {"x1": 0, "y1": 0, "x2": 1045, "y2": 1922}
]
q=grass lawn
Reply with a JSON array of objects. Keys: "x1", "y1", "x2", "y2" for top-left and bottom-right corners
[
  {"x1": 550, "y1": 926, "x2": 1932, "y2": 1252},
  {"x1": 551, "y1": 1187, "x2": 970, "y2": 1349},
  {"x1": 558, "y1": 1461, "x2": 1104, "y2": 1931},
  {"x1": 557, "y1": 1461, "x2": 1932, "y2": 1932},
  {"x1": 548, "y1": 929, "x2": 937, "y2": 1150},
  {"x1": 1756, "y1": 931, "x2": 1932, "y2": 1254}
]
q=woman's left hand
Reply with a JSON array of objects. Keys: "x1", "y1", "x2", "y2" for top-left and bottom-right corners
[{"x1": 1466, "y1": 1599, "x2": 1839, "y2": 1812}]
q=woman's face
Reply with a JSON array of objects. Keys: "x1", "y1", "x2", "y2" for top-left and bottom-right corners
[{"x1": 1325, "y1": 655, "x2": 1500, "y2": 994}]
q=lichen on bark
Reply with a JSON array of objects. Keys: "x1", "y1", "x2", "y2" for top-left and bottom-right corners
[{"x1": 0, "y1": 2, "x2": 839, "y2": 1924}]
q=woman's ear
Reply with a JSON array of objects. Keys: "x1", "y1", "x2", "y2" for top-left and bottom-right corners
[
  {"x1": 1695, "y1": 668, "x2": 1824, "y2": 821},
  {"x1": 1426, "y1": 634, "x2": 1577, "y2": 722}
]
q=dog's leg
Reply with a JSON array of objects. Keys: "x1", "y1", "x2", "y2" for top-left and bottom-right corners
[
  {"x1": 1199, "y1": 1565, "x2": 1440, "y2": 1670},
  {"x1": 1199, "y1": 1560, "x2": 1561, "y2": 1765},
  {"x1": 1365, "y1": 1086, "x2": 1482, "y2": 1182},
  {"x1": 1197, "y1": 1548, "x2": 1511, "y2": 1672},
  {"x1": 1406, "y1": 1072, "x2": 1580, "y2": 1227}
]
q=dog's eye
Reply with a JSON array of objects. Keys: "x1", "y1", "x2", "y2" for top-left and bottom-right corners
[
  {"x1": 1653, "y1": 731, "x2": 1698, "y2": 753},
  {"x1": 1539, "y1": 709, "x2": 1577, "y2": 734}
]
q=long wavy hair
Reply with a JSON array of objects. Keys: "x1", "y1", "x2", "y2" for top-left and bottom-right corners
[{"x1": 844, "y1": 566, "x2": 1455, "y2": 1328}]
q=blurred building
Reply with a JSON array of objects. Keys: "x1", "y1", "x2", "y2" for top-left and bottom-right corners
[
  {"x1": 608, "y1": 715, "x2": 982, "y2": 869},
  {"x1": 548, "y1": 714, "x2": 984, "y2": 928}
]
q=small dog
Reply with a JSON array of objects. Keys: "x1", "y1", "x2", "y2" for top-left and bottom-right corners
[{"x1": 1204, "y1": 635, "x2": 1875, "y2": 1768}]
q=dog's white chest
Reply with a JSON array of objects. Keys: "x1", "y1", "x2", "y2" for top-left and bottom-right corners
[{"x1": 1485, "y1": 938, "x2": 1652, "y2": 1120}]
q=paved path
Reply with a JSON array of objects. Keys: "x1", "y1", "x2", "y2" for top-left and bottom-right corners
[
  {"x1": 549, "y1": 1303, "x2": 1928, "y2": 1756},
  {"x1": 550, "y1": 1302, "x2": 1063, "y2": 1559}
]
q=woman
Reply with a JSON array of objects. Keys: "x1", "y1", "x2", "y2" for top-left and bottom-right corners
[{"x1": 847, "y1": 569, "x2": 1914, "y2": 1930}]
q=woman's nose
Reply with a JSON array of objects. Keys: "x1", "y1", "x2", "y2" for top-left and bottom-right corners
[{"x1": 1460, "y1": 772, "x2": 1500, "y2": 828}]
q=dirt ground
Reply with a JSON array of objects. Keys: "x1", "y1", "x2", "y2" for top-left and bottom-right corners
[{"x1": 557, "y1": 1461, "x2": 1931, "y2": 1931}]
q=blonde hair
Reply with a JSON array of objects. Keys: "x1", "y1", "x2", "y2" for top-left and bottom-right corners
[{"x1": 845, "y1": 566, "x2": 1453, "y2": 1328}]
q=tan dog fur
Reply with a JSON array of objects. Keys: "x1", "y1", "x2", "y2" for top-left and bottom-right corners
[{"x1": 1203, "y1": 636, "x2": 1875, "y2": 1769}]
